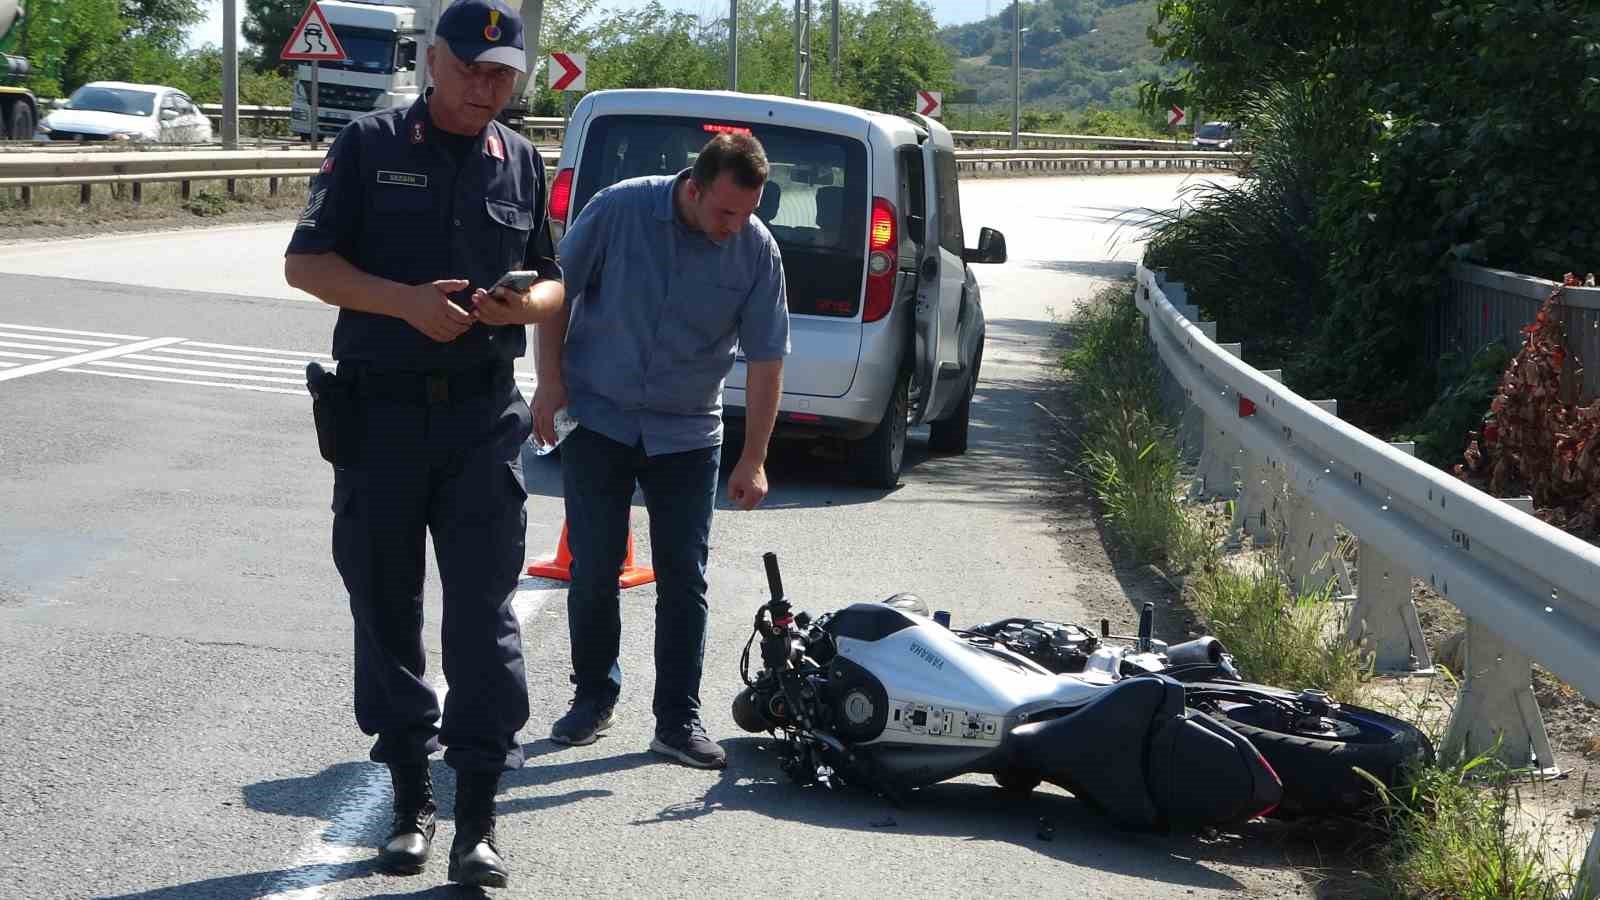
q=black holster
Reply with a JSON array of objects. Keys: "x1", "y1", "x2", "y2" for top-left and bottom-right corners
[{"x1": 306, "y1": 361, "x2": 357, "y2": 466}]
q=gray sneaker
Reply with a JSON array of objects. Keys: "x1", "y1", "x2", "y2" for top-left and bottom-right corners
[
  {"x1": 650, "y1": 721, "x2": 727, "y2": 769},
  {"x1": 550, "y1": 697, "x2": 615, "y2": 746}
]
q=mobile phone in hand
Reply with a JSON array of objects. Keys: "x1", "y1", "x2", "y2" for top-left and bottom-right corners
[{"x1": 493, "y1": 270, "x2": 540, "y2": 293}]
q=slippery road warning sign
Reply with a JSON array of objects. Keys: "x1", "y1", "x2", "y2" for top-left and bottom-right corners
[{"x1": 281, "y1": 2, "x2": 347, "y2": 62}]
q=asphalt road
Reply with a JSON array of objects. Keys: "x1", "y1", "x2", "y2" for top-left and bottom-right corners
[{"x1": 0, "y1": 172, "x2": 1309, "y2": 900}]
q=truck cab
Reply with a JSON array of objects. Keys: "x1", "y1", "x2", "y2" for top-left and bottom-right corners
[{"x1": 289, "y1": 0, "x2": 425, "y2": 140}]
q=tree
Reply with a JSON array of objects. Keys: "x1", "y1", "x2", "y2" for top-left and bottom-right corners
[
  {"x1": 244, "y1": 0, "x2": 303, "y2": 73},
  {"x1": 844, "y1": 0, "x2": 954, "y2": 112},
  {"x1": 123, "y1": 0, "x2": 206, "y2": 54},
  {"x1": 16, "y1": 0, "x2": 125, "y2": 96}
]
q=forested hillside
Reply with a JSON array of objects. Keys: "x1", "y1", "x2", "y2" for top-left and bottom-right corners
[{"x1": 942, "y1": 0, "x2": 1182, "y2": 113}]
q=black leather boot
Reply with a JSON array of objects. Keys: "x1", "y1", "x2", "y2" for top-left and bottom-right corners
[
  {"x1": 378, "y1": 763, "x2": 437, "y2": 874},
  {"x1": 448, "y1": 770, "x2": 509, "y2": 888}
]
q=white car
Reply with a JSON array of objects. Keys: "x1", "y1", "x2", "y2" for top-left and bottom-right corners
[{"x1": 35, "y1": 81, "x2": 213, "y2": 144}]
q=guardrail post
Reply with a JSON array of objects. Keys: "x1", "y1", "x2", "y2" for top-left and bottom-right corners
[
  {"x1": 1439, "y1": 496, "x2": 1558, "y2": 775},
  {"x1": 80, "y1": 183, "x2": 91, "y2": 206},
  {"x1": 20, "y1": 185, "x2": 31, "y2": 209},
  {"x1": 131, "y1": 182, "x2": 142, "y2": 205},
  {"x1": 1282, "y1": 400, "x2": 1346, "y2": 594},
  {"x1": 1345, "y1": 441, "x2": 1434, "y2": 674}
]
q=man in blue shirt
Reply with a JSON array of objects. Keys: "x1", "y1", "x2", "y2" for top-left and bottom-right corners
[
  {"x1": 536, "y1": 132, "x2": 789, "y2": 769},
  {"x1": 283, "y1": 0, "x2": 556, "y2": 887}
]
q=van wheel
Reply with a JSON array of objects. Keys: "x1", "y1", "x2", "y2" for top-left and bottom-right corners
[
  {"x1": 928, "y1": 339, "x2": 982, "y2": 455},
  {"x1": 851, "y1": 370, "x2": 909, "y2": 489}
]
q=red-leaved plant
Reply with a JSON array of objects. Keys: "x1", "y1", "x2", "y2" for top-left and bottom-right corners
[{"x1": 1456, "y1": 273, "x2": 1600, "y2": 538}]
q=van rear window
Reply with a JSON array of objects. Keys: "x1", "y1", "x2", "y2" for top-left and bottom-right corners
[{"x1": 573, "y1": 115, "x2": 869, "y2": 318}]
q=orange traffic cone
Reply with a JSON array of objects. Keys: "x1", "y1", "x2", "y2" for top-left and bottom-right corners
[{"x1": 527, "y1": 521, "x2": 656, "y2": 589}]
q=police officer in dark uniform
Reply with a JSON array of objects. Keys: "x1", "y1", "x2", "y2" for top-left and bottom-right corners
[{"x1": 283, "y1": 0, "x2": 563, "y2": 888}]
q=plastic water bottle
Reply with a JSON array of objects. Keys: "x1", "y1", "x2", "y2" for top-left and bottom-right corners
[{"x1": 535, "y1": 406, "x2": 578, "y2": 457}]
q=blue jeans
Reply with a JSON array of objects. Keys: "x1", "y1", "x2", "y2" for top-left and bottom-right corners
[{"x1": 560, "y1": 426, "x2": 720, "y2": 733}]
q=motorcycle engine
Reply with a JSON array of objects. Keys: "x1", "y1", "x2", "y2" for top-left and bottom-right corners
[{"x1": 820, "y1": 657, "x2": 889, "y2": 743}]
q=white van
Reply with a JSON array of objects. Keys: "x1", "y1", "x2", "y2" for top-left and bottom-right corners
[{"x1": 547, "y1": 89, "x2": 1007, "y2": 487}]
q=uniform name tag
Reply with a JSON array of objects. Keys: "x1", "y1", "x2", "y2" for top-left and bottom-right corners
[{"x1": 377, "y1": 170, "x2": 428, "y2": 188}]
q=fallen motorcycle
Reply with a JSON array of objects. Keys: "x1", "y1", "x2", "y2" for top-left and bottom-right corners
[
  {"x1": 961, "y1": 610, "x2": 1433, "y2": 817},
  {"x1": 733, "y1": 553, "x2": 1432, "y2": 828}
]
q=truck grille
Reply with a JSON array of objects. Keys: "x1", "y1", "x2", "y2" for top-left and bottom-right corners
[{"x1": 303, "y1": 82, "x2": 383, "y2": 111}]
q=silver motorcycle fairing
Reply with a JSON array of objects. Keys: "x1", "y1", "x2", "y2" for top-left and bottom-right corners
[{"x1": 831, "y1": 614, "x2": 1115, "y2": 750}]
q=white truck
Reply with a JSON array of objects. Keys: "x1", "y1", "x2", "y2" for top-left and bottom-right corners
[{"x1": 289, "y1": 0, "x2": 543, "y2": 141}]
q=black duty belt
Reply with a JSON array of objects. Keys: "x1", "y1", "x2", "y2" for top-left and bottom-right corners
[{"x1": 341, "y1": 361, "x2": 513, "y2": 406}]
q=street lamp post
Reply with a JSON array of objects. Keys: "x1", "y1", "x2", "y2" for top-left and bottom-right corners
[{"x1": 729, "y1": 0, "x2": 738, "y2": 91}]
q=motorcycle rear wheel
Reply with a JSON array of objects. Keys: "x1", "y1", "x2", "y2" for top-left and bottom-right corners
[{"x1": 1201, "y1": 692, "x2": 1432, "y2": 817}]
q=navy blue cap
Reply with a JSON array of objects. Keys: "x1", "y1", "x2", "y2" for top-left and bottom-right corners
[{"x1": 435, "y1": 0, "x2": 526, "y2": 73}]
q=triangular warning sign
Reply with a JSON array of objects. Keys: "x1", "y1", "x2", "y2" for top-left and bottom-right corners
[{"x1": 280, "y1": 2, "x2": 348, "y2": 62}]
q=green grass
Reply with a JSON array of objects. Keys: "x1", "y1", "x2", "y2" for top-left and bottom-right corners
[
  {"x1": 1187, "y1": 552, "x2": 1370, "y2": 704},
  {"x1": 0, "y1": 177, "x2": 309, "y2": 229},
  {"x1": 1362, "y1": 745, "x2": 1591, "y2": 900}
]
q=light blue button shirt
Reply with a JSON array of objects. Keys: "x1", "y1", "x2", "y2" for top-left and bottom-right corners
[{"x1": 556, "y1": 170, "x2": 790, "y2": 455}]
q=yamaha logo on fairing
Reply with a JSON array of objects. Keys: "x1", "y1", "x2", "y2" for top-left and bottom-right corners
[{"x1": 909, "y1": 641, "x2": 945, "y2": 670}]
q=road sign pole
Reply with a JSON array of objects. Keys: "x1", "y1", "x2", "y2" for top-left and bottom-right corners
[
  {"x1": 311, "y1": 62, "x2": 320, "y2": 147},
  {"x1": 222, "y1": 0, "x2": 239, "y2": 149}
]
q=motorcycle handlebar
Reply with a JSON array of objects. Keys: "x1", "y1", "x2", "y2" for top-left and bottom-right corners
[{"x1": 763, "y1": 551, "x2": 784, "y2": 605}]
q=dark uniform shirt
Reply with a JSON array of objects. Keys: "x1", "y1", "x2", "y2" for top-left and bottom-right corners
[{"x1": 286, "y1": 94, "x2": 561, "y2": 372}]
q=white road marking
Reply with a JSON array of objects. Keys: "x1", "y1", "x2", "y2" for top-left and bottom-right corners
[
  {"x1": 120, "y1": 353, "x2": 311, "y2": 376},
  {"x1": 0, "y1": 322, "x2": 538, "y2": 397},
  {"x1": 160, "y1": 346, "x2": 337, "y2": 367},
  {"x1": 0, "y1": 321, "x2": 149, "y2": 341},
  {"x1": 0, "y1": 331, "x2": 118, "y2": 347},
  {"x1": 258, "y1": 584, "x2": 564, "y2": 900},
  {"x1": 0, "y1": 340, "x2": 94, "y2": 353},
  {"x1": 61, "y1": 368, "x2": 305, "y2": 395},
  {"x1": 184, "y1": 339, "x2": 341, "y2": 358},
  {"x1": 0, "y1": 336, "x2": 184, "y2": 382},
  {"x1": 84, "y1": 359, "x2": 306, "y2": 384}
]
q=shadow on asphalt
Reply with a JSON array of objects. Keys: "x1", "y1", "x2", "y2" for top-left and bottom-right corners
[
  {"x1": 622, "y1": 736, "x2": 1273, "y2": 894},
  {"x1": 513, "y1": 317, "x2": 1072, "y2": 515}
]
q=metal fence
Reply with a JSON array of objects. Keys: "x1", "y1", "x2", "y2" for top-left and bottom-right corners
[
  {"x1": 1137, "y1": 262, "x2": 1600, "y2": 898},
  {"x1": 0, "y1": 147, "x2": 1242, "y2": 208},
  {"x1": 1430, "y1": 262, "x2": 1600, "y2": 400}
]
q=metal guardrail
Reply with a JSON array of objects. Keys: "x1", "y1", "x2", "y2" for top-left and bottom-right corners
[
  {"x1": 949, "y1": 129, "x2": 1195, "y2": 151},
  {"x1": 24, "y1": 102, "x2": 1209, "y2": 154},
  {"x1": 1429, "y1": 262, "x2": 1600, "y2": 400},
  {"x1": 0, "y1": 147, "x2": 1242, "y2": 207},
  {"x1": 1134, "y1": 262, "x2": 1600, "y2": 897}
]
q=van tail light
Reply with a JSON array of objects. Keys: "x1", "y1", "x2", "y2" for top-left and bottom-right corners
[
  {"x1": 864, "y1": 197, "x2": 897, "y2": 323},
  {"x1": 550, "y1": 167, "x2": 574, "y2": 224}
]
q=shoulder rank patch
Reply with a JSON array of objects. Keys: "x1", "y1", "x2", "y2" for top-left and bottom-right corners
[
  {"x1": 486, "y1": 132, "x2": 505, "y2": 161},
  {"x1": 377, "y1": 170, "x2": 428, "y2": 188}
]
